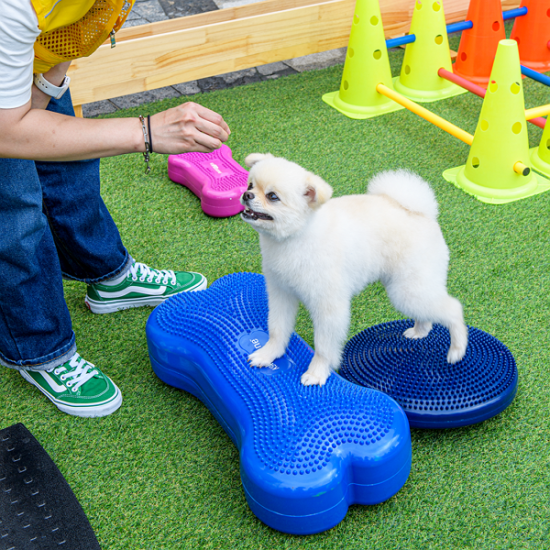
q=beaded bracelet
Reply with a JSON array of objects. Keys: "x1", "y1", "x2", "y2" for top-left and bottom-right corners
[{"x1": 139, "y1": 115, "x2": 152, "y2": 174}]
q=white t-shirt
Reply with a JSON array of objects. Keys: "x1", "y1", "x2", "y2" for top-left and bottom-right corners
[{"x1": 0, "y1": 0, "x2": 41, "y2": 109}]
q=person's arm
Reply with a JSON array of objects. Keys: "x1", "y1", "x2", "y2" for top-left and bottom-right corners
[
  {"x1": 0, "y1": 97, "x2": 230, "y2": 162},
  {"x1": 1, "y1": 63, "x2": 231, "y2": 162}
]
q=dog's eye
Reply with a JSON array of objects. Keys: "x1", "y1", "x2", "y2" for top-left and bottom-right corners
[
  {"x1": 247, "y1": 182, "x2": 254, "y2": 191},
  {"x1": 266, "y1": 192, "x2": 280, "y2": 202}
]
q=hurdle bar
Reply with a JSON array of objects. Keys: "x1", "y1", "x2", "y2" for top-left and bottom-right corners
[
  {"x1": 375, "y1": 82, "x2": 531, "y2": 176},
  {"x1": 438, "y1": 68, "x2": 547, "y2": 130},
  {"x1": 385, "y1": 7, "x2": 527, "y2": 49}
]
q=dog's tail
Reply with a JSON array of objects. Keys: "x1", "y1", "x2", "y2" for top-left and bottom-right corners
[{"x1": 367, "y1": 169, "x2": 439, "y2": 220}]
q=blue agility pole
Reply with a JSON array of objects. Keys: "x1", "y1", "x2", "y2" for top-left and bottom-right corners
[{"x1": 386, "y1": 7, "x2": 529, "y2": 50}]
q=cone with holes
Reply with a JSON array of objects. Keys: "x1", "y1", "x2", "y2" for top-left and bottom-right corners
[
  {"x1": 452, "y1": 0, "x2": 505, "y2": 87},
  {"x1": 510, "y1": 0, "x2": 550, "y2": 72},
  {"x1": 530, "y1": 118, "x2": 550, "y2": 177},
  {"x1": 393, "y1": 0, "x2": 467, "y2": 102},
  {"x1": 322, "y1": 0, "x2": 404, "y2": 119},
  {"x1": 443, "y1": 40, "x2": 550, "y2": 204}
]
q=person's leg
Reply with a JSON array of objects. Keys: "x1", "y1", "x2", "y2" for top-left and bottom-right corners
[
  {"x1": 40, "y1": 91, "x2": 206, "y2": 315},
  {"x1": 0, "y1": 153, "x2": 121, "y2": 417},
  {"x1": 37, "y1": 90, "x2": 131, "y2": 284},
  {"x1": 0, "y1": 157, "x2": 75, "y2": 370}
]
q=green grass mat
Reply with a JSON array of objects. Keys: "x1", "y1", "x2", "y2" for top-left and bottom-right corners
[{"x1": 2, "y1": 40, "x2": 550, "y2": 549}]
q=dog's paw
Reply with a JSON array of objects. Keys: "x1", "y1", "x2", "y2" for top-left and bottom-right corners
[
  {"x1": 248, "y1": 345, "x2": 281, "y2": 368},
  {"x1": 447, "y1": 345, "x2": 466, "y2": 364},
  {"x1": 301, "y1": 367, "x2": 331, "y2": 387},
  {"x1": 404, "y1": 321, "x2": 433, "y2": 340}
]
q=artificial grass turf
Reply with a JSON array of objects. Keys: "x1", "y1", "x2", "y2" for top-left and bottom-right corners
[{"x1": 2, "y1": 46, "x2": 550, "y2": 549}]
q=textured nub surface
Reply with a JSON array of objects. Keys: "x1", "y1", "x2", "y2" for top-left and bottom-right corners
[
  {"x1": 155, "y1": 273, "x2": 396, "y2": 476},
  {"x1": 341, "y1": 320, "x2": 517, "y2": 417}
]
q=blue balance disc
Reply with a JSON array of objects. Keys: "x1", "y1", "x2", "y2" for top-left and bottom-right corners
[
  {"x1": 146, "y1": 273, "x2": 412, "y2": 535},
  {"x1": 340, "y1": 320, "x2": 518, "y2": 429}
]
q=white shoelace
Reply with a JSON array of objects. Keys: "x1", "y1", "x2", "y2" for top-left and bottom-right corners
[
  {"x1": 129, "y1": 262, "x2": 176, "y2": 286},
  {"x1": 48, "y1": 354, "x2": 99, "y2": 392}
]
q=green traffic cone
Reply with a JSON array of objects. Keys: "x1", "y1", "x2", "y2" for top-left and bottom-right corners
[
  {"x1": 394, "y1": 0, "x2": 467, "y2": 103},
  {"x1": 443, "y1": 40, "x2": 550, "y2": 204},
  {"x1": 322, "y1": 0, "x2": 404, "y2": 119}
]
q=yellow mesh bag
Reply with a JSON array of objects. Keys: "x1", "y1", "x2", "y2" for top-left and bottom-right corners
[{"x1": 33, "y1": 0, "x2": 134, "y2": 73}]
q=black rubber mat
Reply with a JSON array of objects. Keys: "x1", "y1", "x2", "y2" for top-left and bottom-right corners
[{"x1": 0, "y1": 423, "x2": 101, "y2": 550}]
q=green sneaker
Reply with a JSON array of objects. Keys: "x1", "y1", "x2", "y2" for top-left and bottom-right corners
[
  {"x1": 20, "y1": 353, "x2": 122, "y2": 417},
  {"x1": 84, "y1": 262, "x2": 207, "y2": 314}
]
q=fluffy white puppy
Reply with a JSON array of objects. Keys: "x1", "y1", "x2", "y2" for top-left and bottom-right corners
[{"x1": 240, "y1": 154, "x2": 468, "y2": 386}]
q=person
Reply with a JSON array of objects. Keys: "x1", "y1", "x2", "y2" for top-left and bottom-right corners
[{"x1": 0, "y1": 0, "x2": 231, "y2": 418}]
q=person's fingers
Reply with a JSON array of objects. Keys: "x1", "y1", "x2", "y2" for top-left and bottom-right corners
[
  {"x1": 192, "y1": 116, "x2": 229, "y2": 144},
  {"x1": 188, "y1": 102, "x2": 231, "y2": 135},
  {"x1": 149, "y1": 103, "x2": 229, "y2": 154}
]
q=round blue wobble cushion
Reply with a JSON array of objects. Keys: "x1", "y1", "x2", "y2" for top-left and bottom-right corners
[
  {"x1": 340, "y1": 320, "x2": 518, "y2": 429},
  {"x1": 146, "y1": 273, "x2": 412, "y2": 535}
]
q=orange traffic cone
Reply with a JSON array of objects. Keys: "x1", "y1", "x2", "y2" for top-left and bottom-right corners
[
  {"x1": 510, "y1": 0, "x2": 550, "y2": 72},
  {"x1": 453, "y1": 0, "x2": 505, "y2": 87}
]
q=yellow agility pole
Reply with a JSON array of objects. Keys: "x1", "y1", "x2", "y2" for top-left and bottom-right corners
[
  {"x1": 525, "y1": 104, "x2": 550, "y2": 120},
  {"x1": 375, "y1": 83, "x2": 531, "y2": 177},
  {"x1": 375, "y1": 83, "x2": 473, "y2": 145}
]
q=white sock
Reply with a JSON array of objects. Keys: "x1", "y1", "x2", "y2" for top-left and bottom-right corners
[{"x1": 101, "y1": 266, "x2": 132, "y2": 286}]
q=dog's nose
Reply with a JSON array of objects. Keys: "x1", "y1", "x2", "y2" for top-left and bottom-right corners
[{"x1": 242, "y1": 191, "x2": 255, "y2": 202}]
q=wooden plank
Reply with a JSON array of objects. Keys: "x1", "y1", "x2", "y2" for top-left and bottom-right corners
[
  {"x1": 110, "y1": 0, "x2": 330, "y2": 42},
  {"x1": 68, "y1": 0, "x2": 354, "y2": 105},
  {"x1": 68, "y1": 0, "x2": 520, "y2": 108}
]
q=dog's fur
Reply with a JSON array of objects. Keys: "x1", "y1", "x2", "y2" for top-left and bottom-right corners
[{"x1": 240, "y1": 154, "x2": 468, "y2": 386}]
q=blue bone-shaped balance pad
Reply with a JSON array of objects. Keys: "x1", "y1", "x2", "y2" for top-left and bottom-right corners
[
  {"x1": 146, "y1": 272, "x2": 412, "y2": 535},
  {"x1": 340, "y1": 320, "x2": 518, "y2": 429}
]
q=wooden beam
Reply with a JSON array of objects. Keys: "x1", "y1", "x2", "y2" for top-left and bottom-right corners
[{"x1": 68, "y1": 0, "x2": 520, "y2": 109}]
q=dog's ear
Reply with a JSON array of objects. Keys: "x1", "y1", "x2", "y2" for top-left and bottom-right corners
[
  {"x1": 245, "y1": 153, "x2": 274, "y2": 168},
  {"x1": 304, "y1": 173, "x2": 333, "y2": 208}
]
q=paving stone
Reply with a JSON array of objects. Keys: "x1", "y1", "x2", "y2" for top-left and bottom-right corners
[
  {"x1": 284, "y1": 48, "x2": 347, "y2": 72},
  {"x1": 264, "y1": 67, "x2": 299, "y2": 80},
  {"x1": 159, "y1": 0, "x2": 218, "y2": 18},
  {"x1": 131, "y1": 0, "x2": 169, "y2": 22},
  {"x1": 110, "y1": 86, "x2": 182, "y2": 109},
  {"x1": 219, "y1": 68, "x2": 257, "y2": 84},
  {"x1": 82, "y1": 100, "x2": 118, "y2": 118},
  {"x1": 123, "y1": 17, "x2": 150, "y2": 27},
  {"x1": 256, "y1": 61, "x2": 289, "y2": 76},
  {"x1": 172, "y1": 81, "x2": 201, "y2": 95}
]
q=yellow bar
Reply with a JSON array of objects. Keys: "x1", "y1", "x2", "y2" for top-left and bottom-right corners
[
  {"x1": 525, "y1": 104, "x2": 550, "y2": 120},
  {"x1": 376, "y1": 83, "x2": 474, "y2": 146}
]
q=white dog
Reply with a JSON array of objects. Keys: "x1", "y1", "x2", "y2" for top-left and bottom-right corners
[{"x1": 240, "y1": 154, "x2": 468, "y2": 386}]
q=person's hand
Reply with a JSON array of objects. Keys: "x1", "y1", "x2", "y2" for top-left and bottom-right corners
[{"x1": 149, "y1": 102, "x2": 230, "y2": 154}]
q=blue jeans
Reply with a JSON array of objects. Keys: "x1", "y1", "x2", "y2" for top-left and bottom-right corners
[{"x1": 0, "y1": 90, "x2": 131, "y2": 371}]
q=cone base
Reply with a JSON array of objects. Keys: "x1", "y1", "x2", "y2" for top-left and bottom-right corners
[
  {"x1": 392, "y1": 76, "x2": 468, "y2": 103},
  {"x1": 322, "y1": 90, "x2": 405, "y2": 120},
  {"x1": 530, "y1": 146, "x2": 550, "y2": 178},
  {"x1": 443, "y1": 164, "x2": 550, "y2": 204}
]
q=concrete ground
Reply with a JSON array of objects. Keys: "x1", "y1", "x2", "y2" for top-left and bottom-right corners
[{"x1": 82, "y1": 0, "x2": 346, "y2": 117}]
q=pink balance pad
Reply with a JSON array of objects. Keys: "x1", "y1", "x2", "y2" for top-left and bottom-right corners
[{"x1": 168, "y1": 145, "x2": 249, "y2": 217}]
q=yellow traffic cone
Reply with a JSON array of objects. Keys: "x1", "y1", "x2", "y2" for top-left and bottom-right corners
[
  {"x1": 530, "y1": 120, "x2": 550, "y2": 178},
  {"x1": 394, "y1": 0, "x2": 467, "y2": 103},
  {"x1": 322, "y1": 0, "x2": 404, "y2": 119},
  {"x1": 443, "y1": 40, "x2": 550, "y2": 204}
]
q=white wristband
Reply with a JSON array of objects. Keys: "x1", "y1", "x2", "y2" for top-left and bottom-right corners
[{"x1": 34, "y1": 73, "x2": 71, "y2": 99}]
